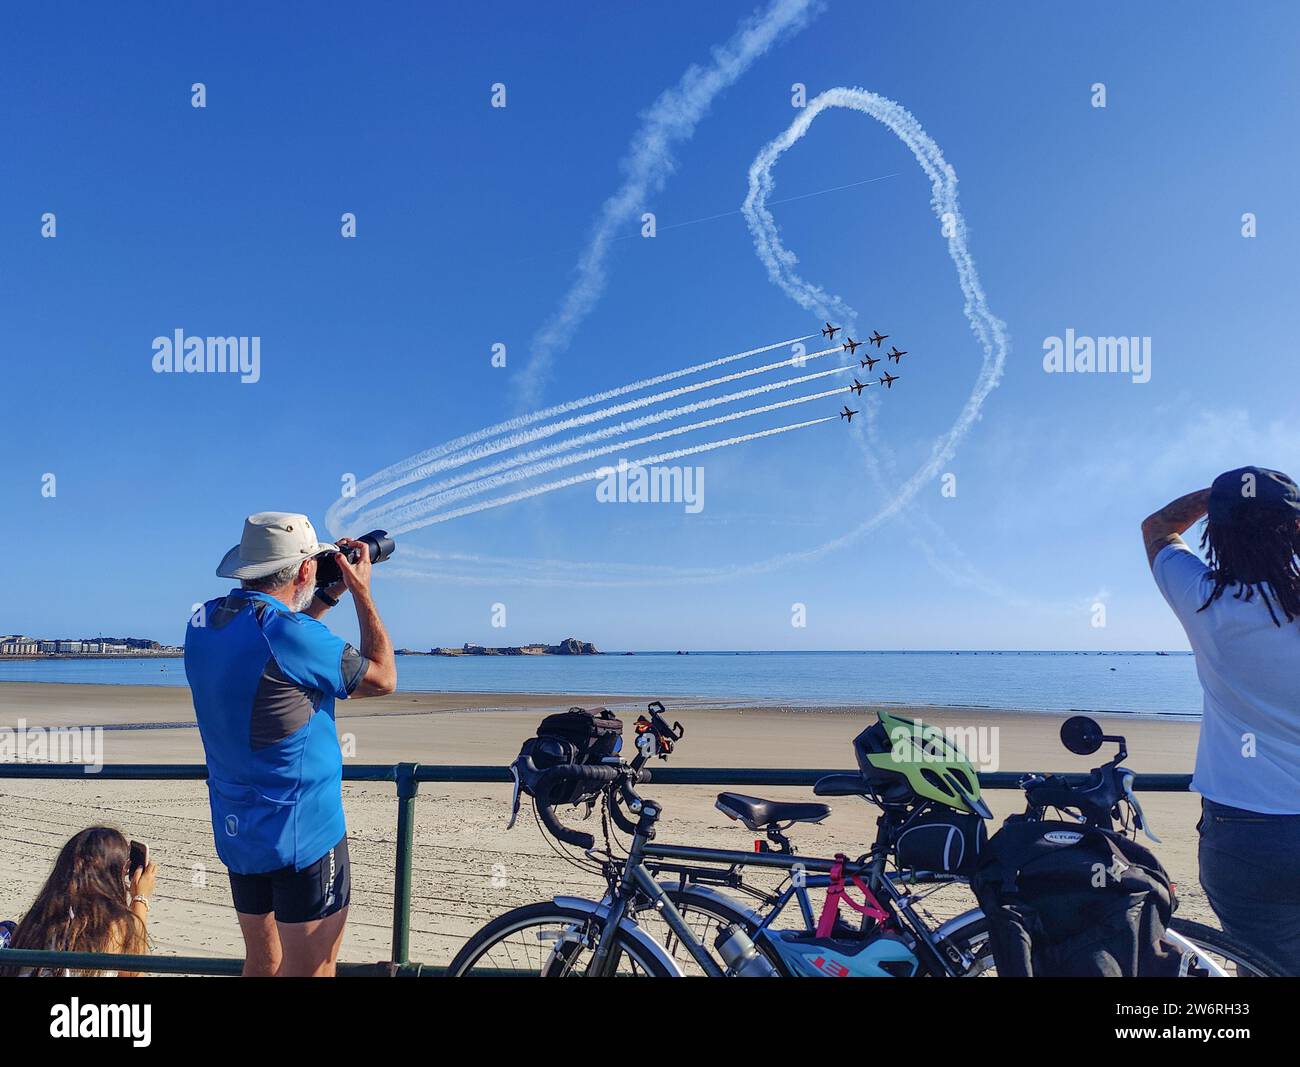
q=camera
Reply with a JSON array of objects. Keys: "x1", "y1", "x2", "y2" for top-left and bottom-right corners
[{"x1": 315, "y1": 529, "x2": 395, "y2": 588}]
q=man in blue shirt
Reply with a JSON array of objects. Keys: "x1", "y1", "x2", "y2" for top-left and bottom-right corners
[{"x1": 186, "y1": 512, "x2": 396, "y2": 976}]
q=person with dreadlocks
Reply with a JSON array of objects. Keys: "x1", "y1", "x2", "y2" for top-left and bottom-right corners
[{"x1": 1143, "y1": 465, "x2": 1300, "y2": 974}]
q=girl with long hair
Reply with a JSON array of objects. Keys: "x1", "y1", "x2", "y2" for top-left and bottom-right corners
[{"x1": 1, "y1": 826, "x2": 156, "y2": 977}]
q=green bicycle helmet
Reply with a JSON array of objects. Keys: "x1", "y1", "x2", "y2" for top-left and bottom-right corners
[{"x1": 853, "y1": 710, "x2": 992, "y2": 818}]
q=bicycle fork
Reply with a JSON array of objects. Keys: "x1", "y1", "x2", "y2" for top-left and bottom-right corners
[{"x1": 588, "y1": 805, "x2": 726, "y2": 977}]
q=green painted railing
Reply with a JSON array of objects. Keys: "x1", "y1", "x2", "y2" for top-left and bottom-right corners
[{"x1": 0, "y1": 762, "x2": 1193, "y2": 976}]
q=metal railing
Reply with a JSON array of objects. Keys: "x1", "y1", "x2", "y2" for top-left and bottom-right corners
[{"x1": 0, "y1": 762, "x2": 1193, "y2": 976}]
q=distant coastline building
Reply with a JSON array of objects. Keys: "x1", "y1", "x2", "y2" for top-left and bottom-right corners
[{"x1": 0, "y1": 635, "x2": 167, "y2": 656}]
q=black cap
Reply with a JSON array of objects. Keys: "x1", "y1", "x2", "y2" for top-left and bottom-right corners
[{"x1": 1208, "y1": 466, "x2": 1300, "y2": 526}]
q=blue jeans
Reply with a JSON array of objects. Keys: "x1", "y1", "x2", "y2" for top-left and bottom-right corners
[{"x1": 1198, "y1": 798, "x2": 1300, "y2": 975}]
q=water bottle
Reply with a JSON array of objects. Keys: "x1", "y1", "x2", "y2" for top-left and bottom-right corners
[{"x1": 714, "y1": 923, "x2": 778, "y2": 977}]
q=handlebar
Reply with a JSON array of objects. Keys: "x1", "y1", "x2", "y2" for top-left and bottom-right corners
[
  {"x1": 1023, "y1": 765, "x2": 1124, "y2": 828},
  {"x1": 1021, "y1": 738, "x2": 1159, "y2": 842},
  {"x1": 534, "y1": 762, "x2": 652, "y2": 850}
]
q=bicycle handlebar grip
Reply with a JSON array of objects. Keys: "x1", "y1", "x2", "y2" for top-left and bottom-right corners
[
  {"x1": 1025, "y1": 781, "x2": 1083, "y2": 812},
  {"x1": 538, "y1": 764, "x2": 621, "y2": 787},
  {"x1": 535, "y1": 794, "x2": 596, "y2": 850},
  {"x1": 532, "y1": 764, "x2": 622, "y2": 850},
  {"x1": 1025, "y1": 777, "x2": 1114, "y2": 826}
]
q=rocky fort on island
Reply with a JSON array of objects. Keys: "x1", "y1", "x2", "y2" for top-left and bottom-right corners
[{"x1": 411, "y1": 638, "x2": 601, "y2": 657}]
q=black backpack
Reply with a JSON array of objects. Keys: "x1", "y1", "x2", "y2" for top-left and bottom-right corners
[
  {"x1": 515, "y1": 707, "x2": 624, "y2": 806},
  {"x1": 970, "y1": 818, "x2": 1181, "y2": 977}
]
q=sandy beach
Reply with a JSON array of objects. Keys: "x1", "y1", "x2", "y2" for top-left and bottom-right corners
[{"x1": 0, "y1": 683, "x2": 1207, "y2": 970}]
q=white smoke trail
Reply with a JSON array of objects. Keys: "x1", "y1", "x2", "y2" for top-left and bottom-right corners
[
  {"x1": 366, "y1": 383, "x2": 851, "y2": 530},
  {"x1": 399, "y1": 545, "x2": 720, "y2": 577},
  {"x1": 331, "y1": 80, "x2": 1009, "y2": 588},
  {"x1": 388, "y1": 87, "x2": 1008, "y2": 578},
  {"x1": 327, "y1": 332, "x2": 812, "y2": 534},
  {"x1": 354, "y1": 366, "x2": 852, "y2": 528},
  {"x1": 512, "y1": 0, "x2": 821, "y2": 409},
  {"x1": 338, "y1": 343, "x2": 844, "y2": 530},
  {"x1": 388, "y1": 546, "x2": 734, "y2": 588},
  {"x1": 725, "y1": 85, "x2": 1010, "y2": 573},
  {"x1": 388, "y1": 415, "x2": 836, "y2": 534}
]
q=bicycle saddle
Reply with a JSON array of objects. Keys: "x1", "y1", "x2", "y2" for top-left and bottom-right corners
[{"x1": 715, "y1": 792, "x2": 831, "y2": 831}]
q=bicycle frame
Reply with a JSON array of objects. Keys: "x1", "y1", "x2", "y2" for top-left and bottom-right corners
[
  {"x1": 524, "y1": 716, "x2": 1254, "y2": 978},
  {"x1": 586, "y1": 793, "x2": 979, "y2": 977},
  {"x1": 641, "y1": 844, "x2": 974, "y2": 976},
  {"x1": 587, "y1": 798, "x2": 726, "y2": 977}
]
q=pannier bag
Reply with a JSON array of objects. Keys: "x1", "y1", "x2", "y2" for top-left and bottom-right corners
[
  {"x1": 515, "y1": 707, "x2": 623, "y2": 805},
  {"x1": 893, "y1": 807, "x2": 987, "y2": 875},
  {"x1": 970, "y1": 819, "x2": 1181, "y2": 977}
]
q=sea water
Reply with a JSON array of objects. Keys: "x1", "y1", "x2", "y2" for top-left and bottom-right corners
[{"x1": 0, "y1": 650, "x2": 1201, "y2": 718}]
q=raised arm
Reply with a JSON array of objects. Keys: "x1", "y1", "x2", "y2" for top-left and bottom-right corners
[
  {"x1": 1141, "y1": 488, "x2": 1211, "y2": 568},
  {"x1": 334, "y1": 539, "x2": 397, "y2": 697}
]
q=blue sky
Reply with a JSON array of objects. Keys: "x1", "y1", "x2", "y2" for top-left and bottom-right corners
[{"x1": 1, "y1": 1, "x2": 1297, "y2": 652}]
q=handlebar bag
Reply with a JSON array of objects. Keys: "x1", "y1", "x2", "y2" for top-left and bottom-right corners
[
  {"x1": 893, "y1": 807, "x2": 987, "y2": 875},
  {"x1": 970, "y1": 819, "x2": 1180, "y2": 976},
  {"x1": 516, "y1": 707, "x2": 624, "y2": 805}
]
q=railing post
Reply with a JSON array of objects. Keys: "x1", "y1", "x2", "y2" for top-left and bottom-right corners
[{"x1": 391, "y1": 762, "x2": 420, "y2": 967}]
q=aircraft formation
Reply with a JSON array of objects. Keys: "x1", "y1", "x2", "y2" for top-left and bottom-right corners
[{"x1": 820, "y1": 323, "x2": 909, "y2": 422}]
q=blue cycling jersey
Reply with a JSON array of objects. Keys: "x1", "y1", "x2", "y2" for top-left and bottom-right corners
[{"x1": 184, "y1": 590, "x2": 368, "y2": 874}]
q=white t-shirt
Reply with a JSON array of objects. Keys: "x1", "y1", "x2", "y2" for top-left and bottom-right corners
[{"x1": 1153, "y1": 542, "x2": 1300, "y2": 814}]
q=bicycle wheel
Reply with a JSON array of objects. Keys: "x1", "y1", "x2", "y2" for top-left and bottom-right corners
[
  {"x1": 932, "y1": 915, "x2": 998, "y2": 976},
  {"x1": 1166, "y1": 917, "x2": 1289, "y2": 977},
  {"x1": 939, "y1": 913, "x2": 1288, "y2": 977},
  {"x1": 631, "y1": 886, "x2": 785, "y2": 976},
  {"x1": 446, "y1": 901, "x2": 676, "y2": 977}
]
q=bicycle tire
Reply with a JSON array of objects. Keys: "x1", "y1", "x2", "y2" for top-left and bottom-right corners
[
  {"x1": 447, "y1": 900, "x2": 676, "y2": 977},
  {"x1": 1165, "y1": 917, "x2": 1290, "y2": 977},
  {"x1": 939, "y1": 913, "x2": 1289, "y2": 977}
]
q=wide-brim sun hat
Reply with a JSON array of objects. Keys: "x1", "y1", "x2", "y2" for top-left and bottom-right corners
[{"x1": 216, "y1": 512, "x2": 338, "y2": 580}]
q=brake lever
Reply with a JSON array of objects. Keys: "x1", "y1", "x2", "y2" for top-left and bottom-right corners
[
  {"x1": 1121, "y1": 770, "x2": 1161, "y2": 843},
  {"x1": 506, "y1": 762, "x2": 523, "y2": 831}
]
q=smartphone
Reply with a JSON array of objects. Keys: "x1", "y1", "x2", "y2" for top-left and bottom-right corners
[{"x1": 129, "y1": 839, "x2": 149, "y2": 875}]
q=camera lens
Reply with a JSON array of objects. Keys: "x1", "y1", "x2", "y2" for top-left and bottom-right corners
[{"x1": 315, "y1": 530, "x2": 394, "y2": 588}]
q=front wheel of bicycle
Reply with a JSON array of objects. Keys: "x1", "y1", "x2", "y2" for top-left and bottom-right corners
[{"x1": 447, "y1": 901, "x2": 677, "y2": 977}]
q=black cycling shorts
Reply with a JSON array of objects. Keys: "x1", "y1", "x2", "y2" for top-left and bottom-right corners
[{"x1": 228, "y1": 835, "x2": 351, "y2": 924}]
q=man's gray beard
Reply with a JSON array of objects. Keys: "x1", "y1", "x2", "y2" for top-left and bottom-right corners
[{"x1": 290, "y1": 583, "x2": 316, "y2": 613}]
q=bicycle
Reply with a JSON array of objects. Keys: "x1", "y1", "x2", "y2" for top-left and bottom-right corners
[{"x1": 448, "y1": 706, "x2": 1286, "y2": 977}]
